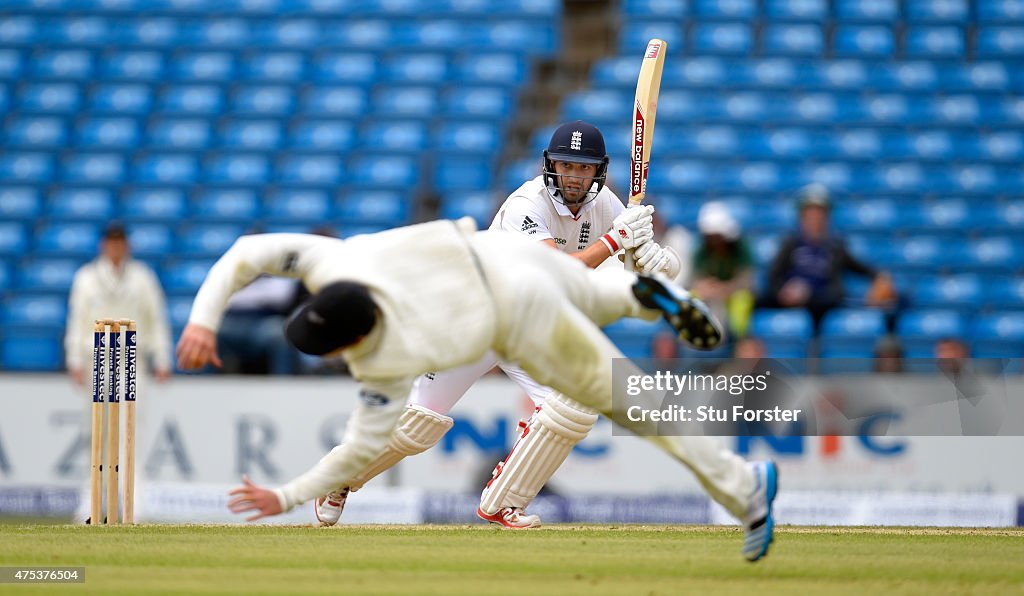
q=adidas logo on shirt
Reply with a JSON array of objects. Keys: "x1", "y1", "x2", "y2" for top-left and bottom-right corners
[{"x1": 521, "y1": 216, "x2": 539, "y2": 232}]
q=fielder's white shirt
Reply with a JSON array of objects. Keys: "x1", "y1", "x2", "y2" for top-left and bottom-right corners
[
  {"x1": 64, "y1": 257, "x2": 173, "y2": 374},
  {"x1": 491, "y1": 176, "x2": 625, "y2": 253}
]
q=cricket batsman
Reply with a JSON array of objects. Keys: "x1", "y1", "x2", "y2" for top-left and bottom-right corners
[{"x1": 175, "y1": 218, "x2": 779, "y2": 561}]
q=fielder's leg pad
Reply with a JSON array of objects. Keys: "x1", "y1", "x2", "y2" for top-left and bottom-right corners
[
  {"x1": 479, "y1": 393, "x2": 598, "y2": 514},
  {"x1": 347, "y1": 404, "x2": 453, "y2": 491}
]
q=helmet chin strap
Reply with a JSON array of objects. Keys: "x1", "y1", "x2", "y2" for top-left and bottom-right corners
[{"x1": 543, "y1": 171, "x2": 602, "y2": 209}]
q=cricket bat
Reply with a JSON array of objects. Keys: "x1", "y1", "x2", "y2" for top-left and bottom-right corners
[{"x1": 625, "y1": 38, "x2": 667, "y2": 272}]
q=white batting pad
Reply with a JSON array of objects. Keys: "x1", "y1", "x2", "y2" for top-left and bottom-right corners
[
  {"x1": 348, "y1": 404, "x2": 453, "y2": 491},
  {"x1": 479, "y1": 392, "x2": 598, "y2": 514}
]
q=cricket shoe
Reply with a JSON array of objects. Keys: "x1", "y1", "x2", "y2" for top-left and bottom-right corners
[
  {"x1": 742, "y1": 460, "x2": 779, "y2": 562},
  {"x1": 631, "y1": 275, "x2": 725, "y2": 349},
  {"x1": 477, "y1": 507, "x2": 542, "y2": 529},
  {"x1": 314, "y1": 487, "x2": 350, "y2": 527}
]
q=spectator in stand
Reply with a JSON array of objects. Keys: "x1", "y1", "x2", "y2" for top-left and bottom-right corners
[
  {"x1": 873, "y1": 335, "x2": 905, "y2": 373},
  {"x1": 758, "y1": 184, "x2": 895, "y2": 330},
  {"x1": 935, "y1": 337, "x2": 970, "y2": 377},
  {"x1": 689, "y1": 202, "x2": 755, "y2": 340},
  {"x1": 217, "y1": 276, "x2": 308, "y2": 374}
]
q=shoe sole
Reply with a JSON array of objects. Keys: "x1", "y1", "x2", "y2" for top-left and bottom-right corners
[
  {"x1": 637, "y1": 278, "x2": 723, "y2": 349},
  {"x1": 476, "y1": 507, "x2": 541, "y2": 529}
]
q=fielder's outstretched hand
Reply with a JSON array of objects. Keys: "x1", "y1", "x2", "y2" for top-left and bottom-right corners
[
  {"x1": 228, "y1": 475, "x2": 283, "y2": 522},
  {"x1": 175, "y1": 323, "x2": 223, "y2": 370}
]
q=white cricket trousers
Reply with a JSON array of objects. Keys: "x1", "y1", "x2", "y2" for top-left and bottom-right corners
[{"x1": 467, "y1": 232, "x2": 755, "y2": 518}]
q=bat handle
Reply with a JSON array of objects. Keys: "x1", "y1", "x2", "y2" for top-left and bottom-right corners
[{"x1": 624, "y1": 196, "x2": 644, "y2": 273}]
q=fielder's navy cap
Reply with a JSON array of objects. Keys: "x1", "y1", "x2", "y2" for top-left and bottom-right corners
[
  {"x1": 285, "y1": 282, "x2": 378, "y2": 355},
  {"x1": 546, "y1": 120, "x2": 607, "y2": 165}
]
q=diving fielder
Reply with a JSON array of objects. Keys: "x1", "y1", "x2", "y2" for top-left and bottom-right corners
[
  {"x1": 176, "y1": 219, "x2": 779, "y2": 562},
  {"x1": 314, "y1": 120, "x2": 686, "y2": 529}
]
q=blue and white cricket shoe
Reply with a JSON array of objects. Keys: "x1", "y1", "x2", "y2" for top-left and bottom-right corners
[
  {"x1": 631, "y1": 274, "x2": 725, "y2": 350},
  {"x1": 742, "y1": 460, "x2": 779, "y2": 562}
]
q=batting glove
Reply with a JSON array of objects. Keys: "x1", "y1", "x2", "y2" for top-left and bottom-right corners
[
  {"x1": 600, "y1": 205, "x2": 654, "y2": 253},
  {"x1": 634, "y1": 240, "x2": 682, "y2": 278}
]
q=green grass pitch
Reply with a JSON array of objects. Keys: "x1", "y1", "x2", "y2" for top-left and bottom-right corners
[{"x1": 0, "y1": 524, "x2": 1022, "y2": 595}]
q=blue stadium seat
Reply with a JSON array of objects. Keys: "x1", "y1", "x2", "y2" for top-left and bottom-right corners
[
  {"x1": 203, "y1": 155, "x2": 270, "y2": 185},
  {"x1": 835, "y1": 0, "x2": 898, "y2": 21},
  {"x1": 602, "y1": 318, "x2": 665, "y2": 360},
  {"x1": 161, "y1": 259, "x2": 215, "y2": 294},
  {"x1": 276, "y1": 154, "x2": 344, "y2": 186},
  {"x1": 502, "y1": 159, "x2": 539, "y2": 192},
  {"x1": 751, "y1": 309, "x2": 813, "y2": 339},
  {"x1": 120, "y1": 189, "x2": 187, "y2": 222},
  {"x1": 47, "y1": 189, "x2": 114, "y2": 220},
  {"x1": 976, "y1": 131, "x2": 1024, "y2": 162},
  {"x1": 622, "y1": 0, "x2": 688, "y2": 17},
  {"x1": 1, "y1": 329, "x2": 63, "y2": 371},
  {"x1": 254, "y1": 19, "x2": 321, "y2": 49},
  {"x1": 115, "y1": 17, "x2": 179, "y2": 47},
  {"x1": 0, "y1": 152, "x2": 54, "y2": 183},
  {"x1": 287, "y1": 120, "x2": 355, "y2": 151},
  {"x1": 231, "y1": 85, "x2": 294, "y2": 116},
  {"x1": 977, "y1": 0, "x2": 1024, "y2": 22},
  {"x1": 434, "y1": 122, "x2": 501, "y2": 153},
  {"x1": 0, "y1": 222, "x2": 29, "y2": 256},
  {"x1": 242, "y1": 52, "x2": 304, "y2": 82},
  {"x1": 172, "y1": 52, "x2": 234, "y2": 81},
  {"x1": 560, "y1": 90, "x2": 626, "y2": 123},
  {"x1": 0, "y1": 187, "x2": 41, "y2": 220},
  {"x1": 906, "y1": 0, "x2": 968, "y2": 22},
  {"x1": 692, "y1": 23, "x2": 753, "y2": 55},
  {"x1": 359, "y1": 121, "x2": 428, "y2": 153},
  {"x1": 814, "y1": 59, "x2": 873, "y2": 88},
  {"x1": 831, "y1": 128, "x2": 882, "y2": 159},
  {"x1": 434, "y1": 159, "x2": 491, "y2": 192},
  {"x1": 158, "y1": 85, "x2": 224, "y2": 115},
  {"x1": 905, "y1": 27, "x2": 965, "y2": 58},
  {"x1": 5, "y1": 117, "x2": 67, "y2": 148},
  {"x1": 381, "y1": 54, "x2": 448, "y2": 84},
  {"x1": 764, "y1": 0, "x2": 826, "y2": 20},
  {"x1": 0, "y1": 50, "x2": 22, "y2": 80},
  {"x1": 439, "y1": 191, "x2": 495, "y2": 227},
  {"x1": 333, "y1": 20, "x2": 393, "y2": 48},
  {"x1": 834, "y1": 26, "x2": 895, "y2": 57},
  {"x1": 125, "y1": 223, "x2": 173, "y2": 258},
  {"x1": 991, "y1": 202, "x2": 1024, "y2": 231},
  {"x1": 694, "y1": 0, "x2": 756, "y2": 18},
  {"x1": 0, "y1": 16, "x2": 36, "y2": 45},
  {"x1": 185, "y1": 18, "x2": 250, "y2": 47},
  {"x1": 972, "y1": 312, "x2": 1024, "y2": 345},
  {"x1": 34, "y1": 222, "x2": 101, "y2": 257},
  {"x1": 478, "y1": 21, "x2": 556, "y2": 54},
  {"x1": 101, "y1": 50, "x2": 164, "y2": 80},
  {"x1": 61, "y1": 153, "x2": 125, "y2": 184},
  {"x1": 89, "y1": 84, "x2": 151, "y2": 114},
  {"x1": 892, "y1": 236, "x2": 952, "y2": 270},
  {"x1": 76, "y1": 117, "x2": 140, "y2": 149},
  {"x1": 219, "y1": 119, "x2": 282, "y2": 151},
  {"x1": 192, "y1": 189, "x2": 260, "y2": 220},
  {"x1": 148, "y1": 118, "x2": 212, "y2": 150},
  {"x1": 348, "y1": 156, "x2": 418, "y2": 188},
  {"x1": 337, "y1": 191, "x2": 411, "y2": 226},
  {"x1": 167, "y1": 295, "x2": 193, "y2": 330},
  {"x1": 965, "y1": 237, "x2": 1024, "y2": 271},
  {"x1": 832, "y1": 199, "x2": 899, "y2": 232},
  {"x1": 132, "y1": 154, "x2": 199, "y2": 184},
  {"x1": 300, "y1": 86, "x2": 367, "y2": 116},
  {"x1": 178, "y1": 225, "x2": 244, "y2": 258},
  {"x1": 264, "y1": 189, "x2": 332, "y2": 222},
  {"x1": 619, "y1": 21, "x2": 684, "y2": 54},
  {"x1": 910, "y1": 200, "x2": 972, "y2": 232},
  {"x1": 18, "y1": 83, "x2": 80, "y2": 113},
  {"x1": 15, "y1": 259, "x2": 80, "y2": 292},
  {"x1": 911, "y1": 276, "x2": 982, "y2": 309},
  {"x1": 312, "y1": 53, "x2": 377, "y2": 83},
  {"x1": 899, "y1": 130, "x2": 959, "y2": 161},
  {"x1": 372, "y1": 87, "x2": 437, "y2": 117},
  {"x1": 976, "y1": 27, "x2": 1024, "y2": 57},
  {"x1": 762, "y1": 24, "x2": 825, "y2": 56},
  {"x1": 31, "y1": 50, "x2": 93, "y2": 79},
  {"x1": 944, "y1": 62, "x2": 1010, "y2": 93},
  {"x1": 0, "y1": 260, "x2": 9, "y2": 293}
]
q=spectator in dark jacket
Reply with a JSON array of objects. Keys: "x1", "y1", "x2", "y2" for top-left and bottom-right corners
[{"x1": 759, "y1": 184, "x2": 894, "y2": 329}]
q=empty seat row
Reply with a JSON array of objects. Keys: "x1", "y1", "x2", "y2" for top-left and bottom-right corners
[
  {"x1": 0, "y1": 18, "x2": 558, "y2": 54},
  {"x1": 624, "y1": 0, "x2": 1006, "y2": 23},
  {"x1": 621, "y1": 22, "x2": 1024, "y2": 57},
  {"x1": 594, "y1": 57, "x2": 1024, "y2": 93},
  {"x1": 565, "y1": 89, "x2": 1024, "y2": 127},
  {"x1": 3, "y1": 118, "x2": 505, "y2": 153},
  {"x1": 2, "y1": 83, "x2": 516, "y2": 118},
  {"x1": 2, "y1": 0, "x2": 559, "y2": 17},
  {"x1": 0, "y1": 49, "x2": 528, "y2": 86},
  {"x1": 0, "y1": 82, "x2": 512, "y2": 119}
]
